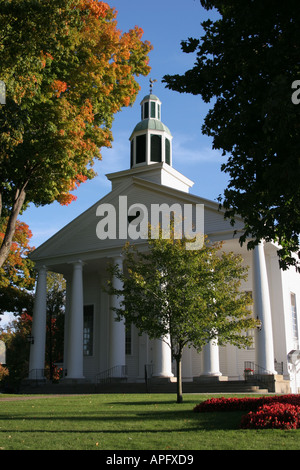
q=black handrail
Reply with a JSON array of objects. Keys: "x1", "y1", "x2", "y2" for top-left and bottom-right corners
[
  {"x1": 243, "y1": 361, "x2": 278, "y2": 386},
  {"x1": 96, "y1": 365, "x2": 127, "y2": 384}
]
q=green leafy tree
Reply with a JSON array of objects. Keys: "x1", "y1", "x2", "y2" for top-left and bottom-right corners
[
  {"x1": 0, "y1": 0, "x2": 152, "y2": 268},
  {"x1": 163, "y1": 0, "x2": 300, "y2": 270},
  {"x1": 107, "y1": 235, "x2": 257, "y2": 403}
]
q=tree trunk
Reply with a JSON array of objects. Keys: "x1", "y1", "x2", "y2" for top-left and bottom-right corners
[
  {"x1": 0, "y1": 187, "x2": 26, "y2": 268},
  {"x1": 176, "y1": 357, "x2": 183, "y2": 403}
]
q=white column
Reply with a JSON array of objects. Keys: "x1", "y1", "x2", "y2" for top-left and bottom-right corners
[
  {"x1": 109, "y1": 256, "x2": 126, "y2": 376},
  {"x1": 202, "y1": 339, "x2": 222, "y2": 377},
  {"x1": 182, "y1": 346, "x2": 193, "y2": 380},
  {"x1": 252, "y1": 241, "x2": 276, "y2": 374},
  {"x1": 66, "y1": 260, "x2": 84, "y2": 379},
  {"x1": 28, "y1": 265, "x2": 47, "y2": 379},
  {"x1": 63, "y1": 275, "x2": 71, "y2": 377},
  {"x1": 152, "y1": 335, "x2": 173, "y2": 378}
]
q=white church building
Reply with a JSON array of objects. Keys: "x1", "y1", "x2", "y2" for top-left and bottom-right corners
[{"x1": 28, "y1": 92, "x2": 300, "y2": 393}]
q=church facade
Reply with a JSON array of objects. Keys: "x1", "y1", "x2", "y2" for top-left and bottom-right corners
[{"x1": 29, "y1": 93, "x2": 300, "y2": 392}]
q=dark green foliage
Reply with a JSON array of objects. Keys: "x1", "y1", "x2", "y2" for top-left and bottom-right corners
[{"x1": 163, "y1": 0, "x2": 300, "y2": 270}]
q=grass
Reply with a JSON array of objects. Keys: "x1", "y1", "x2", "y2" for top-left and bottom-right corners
[{"x1": 0, "y1": 393, "x2": 299, "y2": 450}]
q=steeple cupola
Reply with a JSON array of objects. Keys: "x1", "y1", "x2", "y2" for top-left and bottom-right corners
[
  {"x1": 129, "y1": 91, "x2": 173, "y2": 169},
  {"x1": 106, "y1": 85, "x2": 194, "y2": 193}
]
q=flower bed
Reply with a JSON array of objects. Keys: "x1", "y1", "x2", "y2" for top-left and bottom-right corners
[
  {"x1": 240, "y1": 403, "x2": 300, "y2": 430},
  {"x1": 193, "y1": 394, "x2": 300, "y2": 413},
  {"x1": 193, "y1": 395, "x2": 300, "y2": 430}
]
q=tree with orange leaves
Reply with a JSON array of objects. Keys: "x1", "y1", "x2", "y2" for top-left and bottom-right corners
[
  {"x1": 0, "y1": 218, "x2": 35, "y2": 316},
  {"x1": 0, "y1": 0, "x2": 152, "y2": 268}
]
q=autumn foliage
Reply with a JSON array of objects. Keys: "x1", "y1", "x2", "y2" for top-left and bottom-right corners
[
  {"x1": 0, "y1": 364, "x2": 9, "y2": 382},
  {"x1": 0, "y1": 219, "x2": 35, "y2": 317},
  {"x1": 0, "y1": 219, "x2": 35, "y2": 290},
  {"x1": 0, "y1": 0, "x2": 152, "y2": 267}
]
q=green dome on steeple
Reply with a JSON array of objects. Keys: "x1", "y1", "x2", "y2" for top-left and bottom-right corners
[
  {"x1": 130, "y1": 119, "x2": 171, "y2": 139},
  {"x1": 142, "y1": 94, "x2": 160, "y2": 101}
]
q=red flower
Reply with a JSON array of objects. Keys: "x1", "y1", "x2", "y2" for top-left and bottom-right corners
[{"x1": 194, "y1": 394, "x2": 300, "y2": 429}]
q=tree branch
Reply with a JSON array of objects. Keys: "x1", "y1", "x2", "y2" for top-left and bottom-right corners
[{"x1": 0, "y1": 185, "x2": 27, "y2": 269}]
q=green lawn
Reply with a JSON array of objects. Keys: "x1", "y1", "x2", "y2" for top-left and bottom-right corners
[{"x1": 0, "y1": 393, "x2": 299, "y2": 450}]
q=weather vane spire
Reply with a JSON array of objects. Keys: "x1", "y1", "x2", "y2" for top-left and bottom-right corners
[{"x1": 149, "y1": 78, "x2": 157, "y2": 94}]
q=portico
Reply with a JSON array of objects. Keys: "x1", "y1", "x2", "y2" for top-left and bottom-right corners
[{"x1": 28, "y1": 227, "x2": 283, "y2": 386}]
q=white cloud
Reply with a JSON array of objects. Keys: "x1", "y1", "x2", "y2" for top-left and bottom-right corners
[{"x1": 172, "y1": 133, "x2": 223, "y2": 165}]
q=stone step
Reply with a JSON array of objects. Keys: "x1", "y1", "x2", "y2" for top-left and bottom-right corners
[
  {"x1": 20, "y1": 380, "x2": 269, "y2": 395},
  {"x1": 148, "y1": 382, "x2": 269, "y2": 394},
  {"x1": 20, "y1": 382, "x2": 97, "y2": 395}
]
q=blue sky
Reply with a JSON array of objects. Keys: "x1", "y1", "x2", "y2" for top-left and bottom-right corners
[{"x1": 20, "y1": 0, "x2": 228, "y2": 249}]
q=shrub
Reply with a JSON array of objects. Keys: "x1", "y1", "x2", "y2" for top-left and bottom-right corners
[
  {"x1": 0, "y1": 364, "x2": 9, "y2": 385},
  {"x1": 240, "y1": 403, "x2": 300, "y2": 430},
  {"x1": 193, "y1": 395, "x2": 300, "y2": 413},
  {"x1": 193, "y1": 394, "x2": 300, "y2": 430}
]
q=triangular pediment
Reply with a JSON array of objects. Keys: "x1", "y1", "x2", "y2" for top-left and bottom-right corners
[{"x1": 30, "y1": 176, "x2": 244, "y2": 266}]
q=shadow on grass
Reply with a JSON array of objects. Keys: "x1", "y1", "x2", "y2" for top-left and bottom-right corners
[
  {"x1": 0, "y1": 393, "x2": 247, "y2": 435},
  {"x1": 106, "y1": 396, "x2": 204, "y2": 406},
  {"x1": 0, "y1": 416, "x2": 242, "y2": 433},
  {"x1": 0, "y1": 408, "x2": 244, "y2": 432},
  {"x1": 108, "y1": 400, "x2": 184, "y2": 406}
]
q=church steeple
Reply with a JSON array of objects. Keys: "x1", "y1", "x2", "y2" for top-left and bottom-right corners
[
  {"x1": 107, "y1": 83, "x2": 193, "y2": 193},
  {"x1": 129, "y1": 83, "x2": 173, "y2": 169}
]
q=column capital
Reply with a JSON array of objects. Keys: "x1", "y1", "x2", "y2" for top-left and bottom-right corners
[
  {"x1": 113, "y1": 254, "x2": 123, "y2": 263},
  {"x1": 72, "y1": 259, "x2": 84, "y2": 268},
  {"x1": 36, "y1": 264, "x2": 47, "y2": 274},
  {"x1": 68, "y1": 260, "x2": 85, "y2": 274}
]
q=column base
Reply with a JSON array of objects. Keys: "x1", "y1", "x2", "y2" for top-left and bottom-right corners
[
  {"x1": 62, "y1": 377, "x2": 87, "y2": 385},
  {"x1": 24, "y1": 377, "x2": 47, "y2": 386},
  {"x1": 151, "y1": 376, "x2": 177, "y2": 384},
  {"x1": 108, "y1": 377, "x2": 128, "y2": 384},
  {"x1": 193, "y1": 375, "x2": 228, "y2": 383}
]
